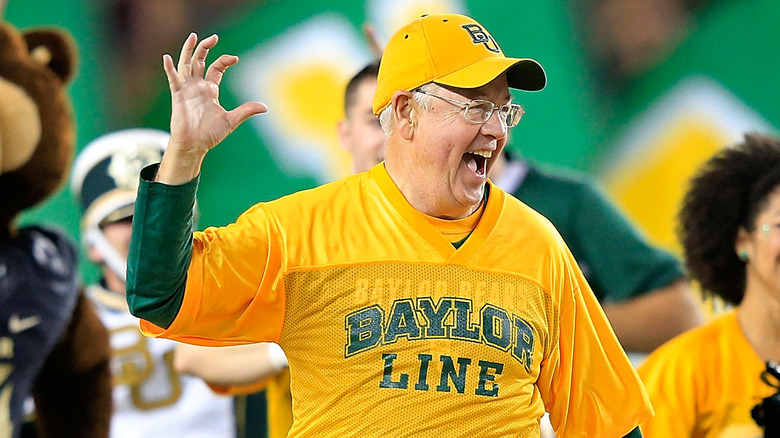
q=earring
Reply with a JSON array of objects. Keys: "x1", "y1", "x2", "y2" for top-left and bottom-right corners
[{"x1": 738, "y1": 250, "x2": 749, "y2": 262}]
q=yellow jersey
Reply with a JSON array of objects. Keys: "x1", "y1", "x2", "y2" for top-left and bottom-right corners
[
  {"x1": 638, "y1": 311, "x2": 773, "y2": 438},
  {"x1": 140, "y1": 164, "x2": 651, "y2": 437}
]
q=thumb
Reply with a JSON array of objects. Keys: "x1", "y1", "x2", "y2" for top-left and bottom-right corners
[{"x1": 227, "y1": 101, "x2": 269, "y2": 128}]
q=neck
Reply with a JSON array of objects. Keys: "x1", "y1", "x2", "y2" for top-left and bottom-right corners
[
  {"x1": 384, "y1": 159, "x2": 482, "y2": 220},
  {"x1": 403, "y1": 183, "x2": 482, "y2": 220},
  {"x1": 737, "y1": 286, "x2": 780, "y2": 362}
]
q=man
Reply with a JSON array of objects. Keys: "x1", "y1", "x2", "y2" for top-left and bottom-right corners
[
  {"x1": 337, "y1": 60, "x2": 385, "y2": 173},
  {"x1": 70, "y1": 129, "x2": 235, "y2": 438},
  {"x1": 127, "y1": 14, "x2": 651, "y2": 437}
]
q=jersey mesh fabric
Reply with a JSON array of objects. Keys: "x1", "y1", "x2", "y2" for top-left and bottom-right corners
[{"x1": 281, "y1": 263, "x2": 556, "y2": 437}]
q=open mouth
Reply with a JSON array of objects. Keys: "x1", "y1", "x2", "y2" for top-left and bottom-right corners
[{"x1": 463, "y1": 150, "x2": 492, "y2": 177}]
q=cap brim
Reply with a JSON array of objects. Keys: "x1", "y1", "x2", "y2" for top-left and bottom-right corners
[
  {"x1": 435, "y1": 57, "x2": 546, "y2": 92},
  {"x1": 100, "y1": 204, "x2": 134, "y2": 227}
]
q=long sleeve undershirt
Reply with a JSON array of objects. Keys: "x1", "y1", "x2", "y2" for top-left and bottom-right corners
[{"x1": 125, "y1": 163, "x2": 196, "y2": 328}]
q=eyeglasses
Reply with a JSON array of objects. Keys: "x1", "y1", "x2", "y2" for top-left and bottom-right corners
[{"x1": 413, "y1": 89, "x2": 525, "y2": 128}]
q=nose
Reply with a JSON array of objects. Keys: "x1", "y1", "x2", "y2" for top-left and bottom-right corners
[{"x1": 480, "y1": 108, "x2": 507, "y2": 140}]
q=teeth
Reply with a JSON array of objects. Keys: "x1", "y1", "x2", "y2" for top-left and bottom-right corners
[{"x1": 471, "y1": 150, "x2": 493, "y2": 159}]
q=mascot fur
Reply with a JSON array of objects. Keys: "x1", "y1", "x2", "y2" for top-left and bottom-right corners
[{"x1": 0, "y1": 19, "x2": 111, "y2": 438}]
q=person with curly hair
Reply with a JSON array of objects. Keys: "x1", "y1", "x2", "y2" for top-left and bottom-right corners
[{"x1": 638, "y1": 133, "x2": 780, "y2": 437}]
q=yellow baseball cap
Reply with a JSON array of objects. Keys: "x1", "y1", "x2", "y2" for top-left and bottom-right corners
[{"x1": 373, "y1": 13, "x2": 546, "y2": 115}]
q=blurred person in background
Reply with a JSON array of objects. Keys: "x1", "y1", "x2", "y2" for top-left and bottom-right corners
[
  {"x1": 638, "y1": 133, "x2": 780, "y2": 437},
  {"x1": 70, "y1": 129, "x2": 236, "y2": 438},
  {"x1": 337, "y1": 61, "x2": 384, "y2": 173}
]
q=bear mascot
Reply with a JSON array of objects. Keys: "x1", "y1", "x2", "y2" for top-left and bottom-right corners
[{"x1": 0, "y1": 20, "x2": 112, "y2": 438}]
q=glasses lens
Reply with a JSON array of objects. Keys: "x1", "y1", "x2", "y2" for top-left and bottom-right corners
[
  {"x1": 465, "y1": 101, "x2": 494, "y2": 124},
  {"x1": 504, "y1": 104, "x2": 524, "y2": 128}
]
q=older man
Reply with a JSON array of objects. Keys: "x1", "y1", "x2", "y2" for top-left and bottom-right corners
[{"x1": 127, "y1": 14, "x2": 651, "y2": 437}]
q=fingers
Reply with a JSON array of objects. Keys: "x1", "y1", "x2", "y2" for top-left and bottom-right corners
[
  {"x1": 205, "y1": 54, "x2": 239, "y2": 86},
  {"x1": 227, "y1": 101, "x2": 269, "y2": 128},
  {"x1": 177, "y1": 32, "x2": 198, "y2": 78},
  {"x1": 173, "y1": 33, "x2": 226, "y2": 85},
  {"x1": 162, "y1": 53, "x2": 181, "y2": 93},
  {"x1": 191, "y1": 34, "x2": 218, "y2": 78}
]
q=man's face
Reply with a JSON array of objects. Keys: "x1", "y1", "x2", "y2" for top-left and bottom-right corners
[
  {"x1": 397, "y1": 74, "x2": 510, "y2": 218},
  {"x1": 102, "y1": 217, "x2": 133, "y2": 260},
  {"x1": 87, "y1": 216, "x2": 133, "y2": 291},
  {"x1": 338, "y1": 78, "x2": 386, "y2": 173}
]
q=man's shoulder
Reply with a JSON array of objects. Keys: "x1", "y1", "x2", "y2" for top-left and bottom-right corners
[
  {"x1": 272, "y1": 172, "x2": 367, "y2": 206},
  {"x1": 260, "y1": 172, "x2": 373, "y2": 225},
  {"x1": 496, "y1": 186, "x2": 568, "y2": 248}
]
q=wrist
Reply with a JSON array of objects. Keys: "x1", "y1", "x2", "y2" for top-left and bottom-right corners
[{"x1": 155, "y1": 148, "x2": 205, "y2": 185}]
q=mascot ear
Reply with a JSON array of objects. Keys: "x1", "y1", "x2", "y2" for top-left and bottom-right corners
[{"x1": 24, "y1": 29, "x2": 76, "y2": 84}]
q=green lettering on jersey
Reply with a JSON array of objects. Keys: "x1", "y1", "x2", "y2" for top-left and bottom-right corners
[
  {"x1": 379, "y1": 353, "x2": 409, "y2": 389},
  {"x1": 384, "y1": 299, "x2": 421, "y2": 344},
  {"x1": 481, "y1": 304, "x2": 511, "y2": 350},
  {"x1": 345, "y1": 305, "x2": 384, "y2": 357},
  {"x1": 452, "y1": 299, "x2": 480, "y2": 342},
  {"x1": 475, "y1": 360, "x2": 504, "y2": 397},
  {"x1": 436, "y1": 355, "x2": 472, "y2": 394},
  {"x1": 417, "y1": 297, "x2": 452, "y2": 338},
  {"x1": 512, "y1": 316, "x2": 534, "y2": 373},
  {"x1": 414, "y1": 353, "x2": 433, "y2": 391}
]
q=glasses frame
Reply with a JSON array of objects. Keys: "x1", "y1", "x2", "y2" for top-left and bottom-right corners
[{"x1": 413, "y1": 89, "x2": 525, "y2": 128}]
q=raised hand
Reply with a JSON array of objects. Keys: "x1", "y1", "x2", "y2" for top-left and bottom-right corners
[{"x1": 157, "y1": 33, "x2": 268, "y2": 184}]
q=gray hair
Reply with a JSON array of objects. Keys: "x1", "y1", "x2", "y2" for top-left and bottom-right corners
[{"x1": 378, "y1": 83, "x2": 438, "y2": 138}]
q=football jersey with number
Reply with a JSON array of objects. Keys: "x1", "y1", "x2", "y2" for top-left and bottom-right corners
[
  {"x1": 88, "y1": 284, "x2": 235, "y2": 438},
  {"x1": 0, "y1": 226, "x2": 80, "y2": 438},
  {"x1": 138, "y1": 164, "x2": 652, "y2": 438}
]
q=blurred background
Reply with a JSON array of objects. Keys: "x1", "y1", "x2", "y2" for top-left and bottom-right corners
[{"x1": 7, "y1": 0, "x2": 779, "y2": 284}]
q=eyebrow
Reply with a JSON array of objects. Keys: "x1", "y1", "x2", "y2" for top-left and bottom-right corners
[{"x1": 471, "y1": 92, "x2": 512, "y2": 103}]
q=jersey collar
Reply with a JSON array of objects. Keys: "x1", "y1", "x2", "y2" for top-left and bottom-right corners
[{"x1": 369, "y1": 163, "x2": 504, "y2": 262}]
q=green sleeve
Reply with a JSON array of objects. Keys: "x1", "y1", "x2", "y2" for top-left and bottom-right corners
[
  {"x1": 568, "y1": 179, "x2": 685, "y2": 302},
  {"x1": 623, "y1": 426, "x2": 643, "y2": 437},
  {"x1": 517, "y1": 165, "x2": 685, "y2": 302},
  {"x1": 125, "y1": 163, "x2": 198, "y2": 328}
]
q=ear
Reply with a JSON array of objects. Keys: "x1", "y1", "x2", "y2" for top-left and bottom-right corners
[
  {"x1": 735, "y1": 227, "x2": 751, "y2": 260},
  {"x1": 24, "y1": 28, "x2": 77, "y2": 84},
  {"x1": 391, "y1": 91, "x2": 415, "y2": 141},
  {"x1": 337, "y1": 119, "x2": 351, "y2": 153}
]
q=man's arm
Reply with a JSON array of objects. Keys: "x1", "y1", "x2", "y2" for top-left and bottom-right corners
[
  {"x1": 603, "y1": 279, "x2": 704, "y2": 352},
  {"x1": 125, "y1": 32, "x2": 266, "y2": 326},
  {"x1": 568, "y1": 178, "x2": 705, "y2": 352},
  {"x1": 174, "y1": 343, "x2": 288, "y2": 387},
  {"x1": 125, "y1": 164, "x2": 197, "y2": 328}
]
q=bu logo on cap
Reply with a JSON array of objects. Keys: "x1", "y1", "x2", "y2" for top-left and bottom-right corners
[{"x1": 461, "y1": 24, "x2": 500, "y2": 53}]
